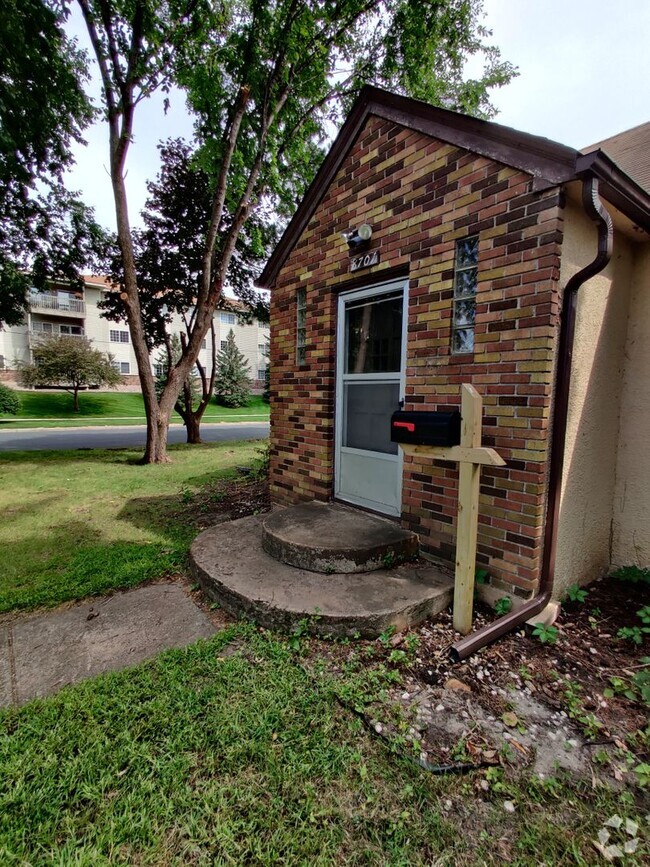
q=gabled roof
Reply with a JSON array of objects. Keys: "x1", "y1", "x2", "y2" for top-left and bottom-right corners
[
  {"x1": 586, "y1": 121, "x2": 650, "y2": 194},
  {"x1": 259, "y1": 87, "x2": 650, "y2": 288}
]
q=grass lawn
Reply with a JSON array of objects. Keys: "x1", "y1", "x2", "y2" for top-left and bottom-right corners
[
  {"x1": 0, "y1": 390, "x2": 269, "y2": 429},
  {"x1": 0, "y1": 440, "x2": 264, "y2": 613},
  {"x1": 1, "y1": 628, "x2": 643, "y2": 865}
]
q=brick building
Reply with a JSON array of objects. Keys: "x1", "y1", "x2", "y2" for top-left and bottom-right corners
[{"x1": 259, "y1": 87, "x2": 650, "y2": 602}]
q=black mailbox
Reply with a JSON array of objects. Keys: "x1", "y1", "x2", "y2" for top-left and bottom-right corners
[{"x1": 390, "y1": 410, "x2": 461, "y2": 447}]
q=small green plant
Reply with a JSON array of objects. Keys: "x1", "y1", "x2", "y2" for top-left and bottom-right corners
[
  {"x1": 378, "y1": 625, "x2": 397, "y2": 646},
  {"x1": 288, "y1": 618, "x2": 310, "y2": 651},
  {"x1": 475, "y1": 567, "x2": 489, "y2": 585},
  {"x1": 564, "y1": 584, "x2": 587, "y2": 604},
  {"x1": 404, "y1": 633, "x2": 420, "y2": 654},
  {"x1": 494, "y1": 596, "x2": 512, "y2": 616},
  {"x1": 612, "y1": 565, "x2": 650, "y2": 585},
  {"x1": 381, "y1": 551, "x2": 396, "y2": 569},
  {"x1": 617, "y1": 608, "x2": 650, "y2": 645},
  {"x1": 633, "y1": 762, "x2": 650, "y2": 787},
  {"x1": 388, "y1": 649, "x2": 408, "y2": 665},
  {"x1": 531, "y1": 623, "x2": 559, "y2": 644}
]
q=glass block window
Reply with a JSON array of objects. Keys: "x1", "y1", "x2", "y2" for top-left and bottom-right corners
[
  {"x1": 296, "y1": 287, "x2": 307, "y2": 366},
  {"x1": 451, "y1": 236, "x2": 479, "y2": 354},
  {"x1": 110, "y1": 329, "x2": 129, "y2": 343},
  {"x1": 220, "y1": 312, "x2": 236, "y2": 325}
]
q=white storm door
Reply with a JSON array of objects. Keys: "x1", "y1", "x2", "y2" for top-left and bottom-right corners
[{"x1": 335, "y1": 280, "x2": 407, "y2": 517}]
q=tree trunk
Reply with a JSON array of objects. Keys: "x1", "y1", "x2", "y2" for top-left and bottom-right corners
[
  {"x1": 73, "y1": 387, "x2": 79, "y2": 412},
  {"x1": 142, "y1": 403, "x2": 170, "y2": 463},
  {"x1": 185, "y1": 411, "x2": 203, "y2": 444}
]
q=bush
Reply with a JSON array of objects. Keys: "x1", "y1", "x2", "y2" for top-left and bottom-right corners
[{"x1": 0, "y1": 383, "x2": 20, "y2": 415}]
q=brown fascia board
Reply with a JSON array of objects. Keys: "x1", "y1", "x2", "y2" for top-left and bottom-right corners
[
  {"x1": 258, "y1": 86, "x2": 578, "y2": 288},
  {"x1": 577, "y1": 149, "x2": 650, "y2": 233}
]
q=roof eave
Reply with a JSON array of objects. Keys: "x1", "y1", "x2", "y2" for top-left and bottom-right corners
[{"x1": 577, "y1": 150, "x2": 650, "y2": 233}]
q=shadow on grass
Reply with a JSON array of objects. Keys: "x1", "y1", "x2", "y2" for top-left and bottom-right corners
[{"x1": 0, "y1": 533, "x2": 186, "y2": 614}]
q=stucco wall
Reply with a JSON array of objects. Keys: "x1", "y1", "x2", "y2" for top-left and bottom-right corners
[
  {"x1": 612, "y1": 244, "x2": 650, "y2": 568},
  {"x1": 554, "y1": 201, "x2": 634, "y2": 595}
]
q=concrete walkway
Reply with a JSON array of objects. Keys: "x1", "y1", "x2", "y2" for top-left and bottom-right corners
[{"x1": 0, "y1": 583, "x2": 216, "y2": 707}]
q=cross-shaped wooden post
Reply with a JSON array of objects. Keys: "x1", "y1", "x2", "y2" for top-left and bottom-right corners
[{"x1": 399, "y1": 384, "x2": 505, "y2": 634}]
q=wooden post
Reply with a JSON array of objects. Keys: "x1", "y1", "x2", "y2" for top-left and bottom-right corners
[
  {"x1": 398, "y1": 384, "x2": 505, "y2": 635},
  {"x1": 454, "y1": 384, "x2": 483, "y2": 634}
]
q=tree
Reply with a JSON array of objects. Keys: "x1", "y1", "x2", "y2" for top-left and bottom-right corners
[
  {"x1": 74, "y1": 0, "x2": 515, "y2": 463},
  {"x1": 18, "y1": 336, "x2": 121, "y2": 411},
  {"x1": 153, "y1": 334, "x2": 204, "y2": 443},
  {"x1": 214, "y1": 330, "x2": 252, "y2": 408},
  {"x1": 99, "y1": 138, "x2": 272, "y2": 443},
  {"x1": 0, "y1": 0, "x2": 103, "y2": 326},
  {"x1": 0, "y1": 383, "x2": 20, "y2": 416}
]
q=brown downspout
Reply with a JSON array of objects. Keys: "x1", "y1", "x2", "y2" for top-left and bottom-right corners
[{"x1": 450, "y1": 175, "x2": 614, "y2": 662}]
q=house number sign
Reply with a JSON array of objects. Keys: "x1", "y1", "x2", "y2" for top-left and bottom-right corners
[{"x1": 350, "y1": 249, "x2": 380, "y2": 272}]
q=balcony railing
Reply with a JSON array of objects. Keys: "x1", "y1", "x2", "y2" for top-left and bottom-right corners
[
  {"x1": 30, "y1": 293, "x2": 85, "y2": 314},
  {"x1": 30, "y1": 327, "x2": 85, "y2": 341}
]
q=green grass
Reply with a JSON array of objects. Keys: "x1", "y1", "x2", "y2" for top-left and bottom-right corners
[
  {"x1": 0, "y1": 441, "x2": 263, "y2": 613},
  {"x1": 0, "y1": 390, "x2": 269, "y2": 428},
  {"x1": 1, "y1": 629, "x2": 645, "y2": 865}
]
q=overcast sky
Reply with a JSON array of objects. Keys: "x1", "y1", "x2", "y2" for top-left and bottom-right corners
[{"x1": 66, "y1": 0, "x2": 650, "y2": 231}]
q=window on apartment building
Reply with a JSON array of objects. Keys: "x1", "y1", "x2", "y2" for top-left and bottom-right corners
[
  {"x1": 59, "y1": 324, "x2": 83, "y2": 336},
  {"x1": 258, "y1": 343, "x2": 266, "y2": 355},
  {"x1": 120, "y1": 362, "x2": 130, "y2": 374},
  {"x1": 109, "y1": 329, "x2": 129, "y2": 344},
  {"x1": 296, "y1": 287, "x2": 307, "y2": 366},
  {"x1": 220, "y1": 340, "x2": 227, "y2": 351},
  {"x1": 257, "y1": 368, "x2": 266, "y2": 380},
  {"x1": 451, "y1": 236, "x2": 479, "y2": 354},
  {"x1": 153, "y1": 363, "x2": 164, "y2": 377},
  {"x1": 201, "y1": 339, "x2": 207, "y2": 350},
  {"x1": 220, "y1": 312, "x2": 236, "y2": 325}
]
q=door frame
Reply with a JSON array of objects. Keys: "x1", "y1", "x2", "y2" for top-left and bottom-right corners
[{"x1": 334, "y1": 277, "x2": 409, "y2": 516}]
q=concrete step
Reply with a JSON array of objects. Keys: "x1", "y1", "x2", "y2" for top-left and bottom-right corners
[
  {"x1": 190, "y1": 513, "x2": 453, "y2": 638},
  {"x1": 261, "y1": 501, "x2": 419, "y2": 574}
]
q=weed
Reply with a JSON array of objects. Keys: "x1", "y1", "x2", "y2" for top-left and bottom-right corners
[
  {"x1": 564, "y1": 584, "x2": 587, "y2": 604},
  {"x1": 611, "y1": 565, "x2": 650, "y2": 585},
  {"x1": 381, "y1": 551, "x2": 396, "y2": 569},
  {"x1": 633, "y1": 762, "x2": 650, "y2": 787},
  {"x1": 404, "y1": 633, "x2": 420, "y2": 655},
  {"x1": 388, "y1": 649, "x2": 408, "y2": 665},
  {"x1": 475, "y1": 567, "x2": 489, "y2": 585},
  {"x1": 378, "y1": 625, "x2": 397, "y2": 646},
  {"x1": 494, "y1": 596, "x2": 512, "y2": 616},
  {"x1": 617, "y1": 626, "x2": 649, "y2": 645},
  {"x1": 531, "y1": 623, "x2": 559, "y2": 644}
]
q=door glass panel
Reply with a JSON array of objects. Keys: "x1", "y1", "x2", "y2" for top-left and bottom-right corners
[
  {"x1": 345, "y1": 293, "x2": 403, "y2": 373},
  {"x1": 343, "y1": 382, "x2": 400, "y2": 454}
]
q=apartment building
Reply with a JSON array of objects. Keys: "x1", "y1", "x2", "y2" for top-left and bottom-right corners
[{"x1": 0, "y1": 276, "x2": 270, "y2": 389}]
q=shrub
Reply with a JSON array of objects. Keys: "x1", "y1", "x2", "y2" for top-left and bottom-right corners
[{"x1": 0, "y1": 383, "x2": 20, "y2": 415}]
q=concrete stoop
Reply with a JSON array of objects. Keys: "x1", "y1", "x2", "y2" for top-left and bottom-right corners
[
  {"x1": 190, "y1": 508, "x2": 454, "y2": 638},
  {"x1": 262, "y1": 501, "x2": 419, "y2": 573}
]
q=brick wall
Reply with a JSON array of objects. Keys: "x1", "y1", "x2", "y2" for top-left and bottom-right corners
[{"x1": 270, "y1": 116, "x2": 564, "y2": 596}]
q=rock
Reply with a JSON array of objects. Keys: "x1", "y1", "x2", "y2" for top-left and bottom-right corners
[
  {"x1": 503, "y1": 800, "x2": 516, "y2": 814},
  {"x1": 444, "y1": 677, "x2": 471, "y2": 693},
  {"x1": 502, "y1": 711, "x2": 518, "y2": 727},
  {"x1": 435, "y1": 704, "x2": 445, "y2": 712}
]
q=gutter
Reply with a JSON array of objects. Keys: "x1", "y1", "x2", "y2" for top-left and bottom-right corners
[{"x1": 450, "y1": 175, "x2": 614, "y2": 663}]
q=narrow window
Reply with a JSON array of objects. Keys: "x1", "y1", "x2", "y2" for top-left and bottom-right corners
[
  {"x1": 451, "y1": 236, "x2": 479, "y2": 354},
  {"x1": 201, "y1": 338, "x2": 207, "y2": 350},
  {"x1": 120, "y1": 362, "x2": 130, "y2": 374},
  {"x1": 296, "y1": 287, "x2": 307, "y2": 366}
]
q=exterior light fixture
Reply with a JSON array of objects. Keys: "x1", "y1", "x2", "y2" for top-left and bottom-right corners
[{"x1": 342, "y1": 223, "x2": 373, "y2": 250}]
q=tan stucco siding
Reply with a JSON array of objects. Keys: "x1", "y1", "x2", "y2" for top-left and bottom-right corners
[
  {"x1": 612, "y1": 244, "x2": 650, "y2": 568},
  {"x1": 554, "y1": 201, "x2": 634, "y2": 595}
]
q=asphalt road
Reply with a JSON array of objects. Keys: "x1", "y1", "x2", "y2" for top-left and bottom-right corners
[{"x1": 0, "y1": 422, "x2": 270, "y2": 452}]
